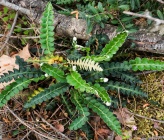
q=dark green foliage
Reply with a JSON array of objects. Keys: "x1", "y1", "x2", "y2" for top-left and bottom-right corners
[
  {"x1": 69, "y1": 90, "x2": 90, "y2": 130},
  {"x1": 61, "y1": 94, "x2": 74, "y2": 115},
  {"x1": 0, "y1": 76, "x2": 45, "y2": 107},
  {"x1": 41, "y1": 63, "x2": 66, "y2": 82},
  {"x1": 24, "y1": 83, "x2": 69, "y2": 108},
  {"x1": 0, "y1": 68, "x2": 43, "y2": 83},
  {"x1": 110, "y1": 71, "x2": 142, "y2": 84},
  {"x1": 15, "y1": 56, "x2": 28, "y2": 69},
  {"x1": 84, "y1": 95, "x2": 122, "y2": 135},
  {"x1": 106, "y1": 81, "x2": 147, "y2": 98},
  {"x1": 80, "y1": 124, "x2": 94, "y2": 139},
  {"x1": 46, "y1": 100, "x2": 57, "y2": 111}
]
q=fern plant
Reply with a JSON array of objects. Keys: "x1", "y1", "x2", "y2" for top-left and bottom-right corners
[{"x1": 1, "y1": 2, "x2": 164, "y2": 138}]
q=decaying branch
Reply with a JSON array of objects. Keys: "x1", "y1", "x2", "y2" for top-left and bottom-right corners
[
  {"x1": 156, "y1": 0, "x2": 164, "y2": 4},
  {"x1": 0, "y1": 0, "x2": 164, "y2": 54},
  {"x1": 123, "y1": 11, "x2": 164, "y2": 24}
]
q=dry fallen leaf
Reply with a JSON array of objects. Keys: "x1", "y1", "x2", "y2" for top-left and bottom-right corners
[
  {"x1": 12, "y1": 44, "x2": 31, "y2": 60},
  {"x1": 0, "y1": 44, "x2": 31, "y2": 89},
  {"x1": 115, "y1": 135, "x2": 122, "y2": 140},
  {"x1": 96, "y1": 128, "x2": 110, "y2": 136},
  {"x1": 114, "y1": 108, "x2": 136, "y2": 128},
  {"x1": 55, "y1": 123, "x2": 64, "y2": 132}
]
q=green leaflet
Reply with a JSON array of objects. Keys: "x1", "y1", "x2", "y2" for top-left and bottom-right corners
[
  {"x1": 24, "y1": 83, "x2": 69, "y2": 108},
  {"x1": 91, "y1": 32, "x2": 128, "y2": 62},
  {"x1": 41, "y1": 63, "x2": 66, "y2": 82},
  {"x1": 130, "y1": 57, "x2": 164, "y2": 71},
  {"x1": 92, "y1": 84, "x2": 111, "y2": 106},
  {"x1": 69, "y1": 90, "x2": 90, "y2": 130},
  {"x1": 84, "y1": 96, "x2": 122, "y2": 135},
  {"x1": 106, "y1": 81, "x2": 147, "y2": 98},
  {"x1": 66, "y1": 71, "x2": 96, "y2": 93},
  {"x1": 0, "y1": 76, "x2": 45, "y2": 107},
  {"x1": 40, "y1": 2, "x2": 55, "y2": 55}
]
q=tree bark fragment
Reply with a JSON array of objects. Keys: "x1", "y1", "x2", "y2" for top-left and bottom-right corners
[{"x1": 0, "y1": 0, "x2": 164, "y2": 54}]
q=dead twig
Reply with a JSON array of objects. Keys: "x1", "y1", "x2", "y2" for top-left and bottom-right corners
[
  {"x1": 21, "y1": 130, "x2": 32, "y2": 140},
  {"x1": 0, "y1": 34, "x2": 40, "y2": 39},
  {"x1": 0, "y1": 11, "x2": 18, "y2": 53},
  {"x1": 123, "y1": 11, "x2": 164, "y2": 24},
  {"x1": 125, "y1": 110, "x2": 164, "y2": 124},
  {"x1": 34, "y1": 110, "x2": 71, "y2": 140},
  {"x1": 156, "y1": 0, "x2": 164, "y2": 4},
  {"x1": 5, "y1": 105, "x2": 58, "y2": 140}
]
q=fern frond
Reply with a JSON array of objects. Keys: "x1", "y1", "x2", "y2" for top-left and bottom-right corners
[
  {"x1": 61, "y1": 94, "x2": 74, "y2": 115},
  {"x1": 91, "y1": 32, "x2": 128, "y2": 62},
  {"x1": 106, "y1": 81, "x2": 147, "y2": 98},
  {"x1": 102, "y1": 61, "x2": 131, "y2": 74},
  {"x1": 84, "y1": 95, "x2": 122, "y2": 135},
  {"x1": 15, "y1": 56, "x2": 28, "y2": 69},
  {"x1": 0, "y1": 68, "x2": 43, "y2": 83},
  {"x1": 67, "y1": 58, "x2": 103, "y2": 71},
  {"x1": 92, "y1": 84, "x2": 111, "y2": 106},
  {"x1": 27, "y1": 87, "x2": 44, "y2": 109},
  {"x1": 24, "y1": 83, "x2": 69, "y2": 108},
  {"x1": 69, "y1": 90, "x2": 90, "y2": 130},
  {"x1": 0, "y1": 76, "x2": 45, "y2": 107},
  {"x1": 110, "y1": 71, "x2": 142, "y2": 84},
  {"x1": 40, "y1": 2, "x2": 55, "y2": 55},
  {"x1": 66, "y1": 71, "x2": 97, "y2": 94},
  {"x1": 129, "y1": 57, "x2": 164, "y2": 71},
  {"x1": 41, "y1": 63, "x2": 65, "y2": 82}
]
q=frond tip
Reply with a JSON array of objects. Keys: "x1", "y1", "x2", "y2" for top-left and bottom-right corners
[{"x1": 67, "y1": 58, "x2": 103, "y2": 71}]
